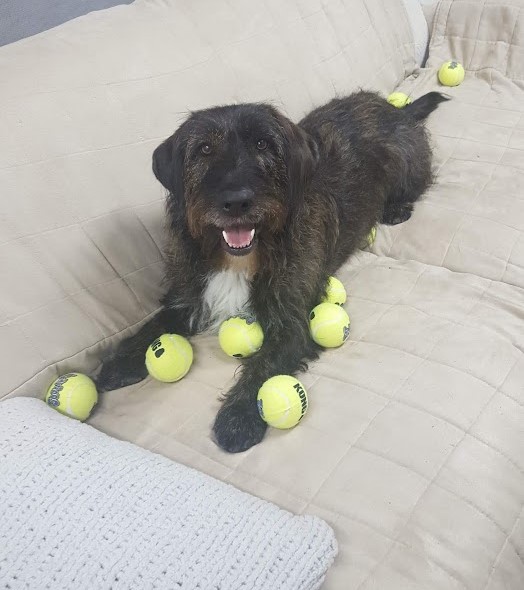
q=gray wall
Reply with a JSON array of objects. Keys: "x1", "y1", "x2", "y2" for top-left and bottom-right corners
[{"x1": 0, "y1": 0, "x2": 134, "y2": 46}]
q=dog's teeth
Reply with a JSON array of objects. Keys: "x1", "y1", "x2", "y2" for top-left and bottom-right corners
[{"x1": 222, "y1": 228, "x2": 255, "y2": 249}]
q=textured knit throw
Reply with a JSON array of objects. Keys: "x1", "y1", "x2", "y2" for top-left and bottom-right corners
[{"x1": 0, "y1": 398, "x2": 337, "y2": 590}]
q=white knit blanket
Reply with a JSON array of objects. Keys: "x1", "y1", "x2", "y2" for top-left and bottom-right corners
[{"x1": 0, "y1": 398, "x2": 337, "y2": 590}]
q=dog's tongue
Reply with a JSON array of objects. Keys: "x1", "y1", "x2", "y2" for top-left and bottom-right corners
[{"x1": 222, "y1": 227, "x2": 255, "y2": 249}]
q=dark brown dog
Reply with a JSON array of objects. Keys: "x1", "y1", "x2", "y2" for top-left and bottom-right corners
[{"x1": 97, "y1": 91, "x2": 447, "y2": 452}]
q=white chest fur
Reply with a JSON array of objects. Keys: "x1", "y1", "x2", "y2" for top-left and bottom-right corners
[{"x1": 201, "y1": 268, "x2": 252, "y2": 332}]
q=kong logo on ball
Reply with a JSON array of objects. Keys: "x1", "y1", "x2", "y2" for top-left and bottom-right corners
[
  {"x1": 293, "y1": 382, "x2": 308, "y2": 418},
  {"x1": 45, "y1": 373, "x2": 98, "y2": 421},
  {"x1": 46, "y1": 373, "x2": 74, "y2": 407},
  {"x1": 150, "y1": 338, "x2": 165, "y2": 358}
]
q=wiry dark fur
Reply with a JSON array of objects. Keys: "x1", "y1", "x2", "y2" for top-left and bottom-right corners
[{"x1": 97, "y1": 91, "x2": 448, "y2": 452}]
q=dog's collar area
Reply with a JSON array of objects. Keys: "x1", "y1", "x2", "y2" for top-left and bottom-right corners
[{"x1": 221, "y1": 227, "x2": 256, "y2": 256}]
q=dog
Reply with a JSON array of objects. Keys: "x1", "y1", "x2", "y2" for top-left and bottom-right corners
[{"x1": 96, "y1": 90, "x2": 448, "y2": 452}]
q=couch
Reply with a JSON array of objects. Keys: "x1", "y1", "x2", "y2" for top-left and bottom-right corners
[{"x1": 1, "y1": 0, "x2": 523, "y2": 587}]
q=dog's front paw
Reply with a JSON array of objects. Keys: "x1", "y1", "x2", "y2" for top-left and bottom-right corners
[
  {"x1": 213, "y1": 401, "x2": 267, "y2": 453},
  {"x1": 96, "y1": 355, "x2": 148, "y2": 393}
]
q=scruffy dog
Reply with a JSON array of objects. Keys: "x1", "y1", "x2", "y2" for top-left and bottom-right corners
[{"x1": 97, "y1": 91, "x2": 447, "y2": 452}]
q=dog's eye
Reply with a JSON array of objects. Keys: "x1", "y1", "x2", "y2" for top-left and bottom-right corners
[
  {"x1": 200, "y1": 144, "x2": 212, "y2": 156},
  {"x1": 256, "y1": 139, "x2": 268, "y2": 151}
]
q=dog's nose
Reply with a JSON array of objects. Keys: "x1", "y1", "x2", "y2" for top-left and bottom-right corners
[{"x1": 220, "y1": 189, "x2": 254, "y2": 216}]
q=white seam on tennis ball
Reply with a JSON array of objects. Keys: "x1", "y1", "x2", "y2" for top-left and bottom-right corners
[
  {"x1": 65, "y1": 381, "x2": 79, "y2": 418},
  {"x1": 311, "y1": 317, "x2": 346, "y2": 337},
  {"x1": 265, "y1": 388, "x2": 290, "y2": 426},
  {"x1": 263, "y1": 386, "x2": 300, "y2": 427},
  {"x1": 169, "y1": 336, "x2": 192, "y2": 376},
  {"x1": 231, "y1": 325, "x2": 259, "y2": 353},
  {"x1": 177, "y1": 343, "x2": 191, "y2": 366},
  {"x1": 242, "y1": 324, "x2": 258, "y2": 353}
]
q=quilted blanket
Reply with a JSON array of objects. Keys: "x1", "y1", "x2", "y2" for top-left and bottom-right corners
[{"x1": 0, "y1": 398, "x2": 337, "y2": 590}]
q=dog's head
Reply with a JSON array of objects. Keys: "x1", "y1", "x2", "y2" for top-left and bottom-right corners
[{"x1": 153, "y1": 104, "x2": 318, "y2": 257}]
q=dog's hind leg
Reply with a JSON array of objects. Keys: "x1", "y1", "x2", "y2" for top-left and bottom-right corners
[
  {"x1": 381, "y1": 93, "x2": 447, "y2": 226},
  {"x1": 381, "y1": 192, "x2": 414, "y2": 225},
  {"x1": 381, "y1": 147, "x2": 432, "y2": 226}
]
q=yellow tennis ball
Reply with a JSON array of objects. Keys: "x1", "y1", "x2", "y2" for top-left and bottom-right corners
[
  {"x1": 45, "y1": 373, "x2": 98, "y2": 421},
  {"x1": 309, "y1": 302, "x2": 350, "y2": 348},
  {"x1": 438, "y1": 60, "x2": 465, "y2": 86},
  {"x1": 387, "y1": 92, "x2": 412, "y2": 108},
  {"x1": 360, "y1": 226, "x2": 377, "y2": 249},
  {"x1": 145, "y1": 333, "x2": 193, "y2": 382},
  {"x1": 321, "y1": 276, "x2": 347, "y2": 305},
  {"x1": 218, "y1": 316, "x2": 264, "y2": 358},
  {"x1": 257, "y1": 375, "x2": 308, "y2": 429},
  {"x1": 367, "y1": 226, "x2": 377, "y2": 246}
]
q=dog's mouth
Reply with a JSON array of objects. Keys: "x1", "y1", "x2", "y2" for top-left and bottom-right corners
[{"x1": 221, "y1": 226, "x2": 256, "y2": 256}]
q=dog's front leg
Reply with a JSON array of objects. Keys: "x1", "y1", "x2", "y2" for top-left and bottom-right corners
[
  {"x1": 213, "y1": 309, "x2": 319, "y2": 453},
  {"x1": 96, "y1": 305, "x2": 195, "y2": 393}
]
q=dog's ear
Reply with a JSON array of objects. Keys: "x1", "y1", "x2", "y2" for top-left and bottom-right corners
[
  {"x1": 152, "y1": 136, "x2": 176, "y2": 191},
  {"x1": 152, "y1": 126, "x2": 188, "y2": 205},
  {"x1": 271, "y1": 110, "x2": 319, "y2": 208}
]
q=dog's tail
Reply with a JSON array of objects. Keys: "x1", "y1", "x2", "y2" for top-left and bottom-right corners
[{"x1": 405, "y1": 92, "x2": 449, "y2": 121}]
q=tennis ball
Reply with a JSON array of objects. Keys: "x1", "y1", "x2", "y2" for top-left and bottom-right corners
[
  {"x1": 387, "y1": 92, "x2": 412, "y2": 108},
  {"x1": 45, "y1": 373, "x2": 98, "y2": 421},
  {"x1": 321, "y1": 276, "x2": 347, "y2": 305},
  {"x1": 438, "y1": 60, "x2": 465, "y2": 86},
  {"x1": 360, "y1": 226, "x2": 377, "y2": 249},
  {"x1": 367, "y1": 226, "x2": 377, "y2": 246},
  {"x1": 309, "y1": 302, "x2": 350, "y2": 348},
  {"x1": 146, "y1": 333, "x2": 193, "y2": 382},
  {"x1": 218, "y1": 316, "x2": 264, "y2": 358},
  {"x1": 257, "y1": 375, "x2": 308, "y2": 429}
]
